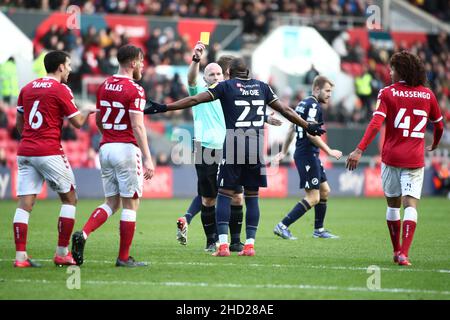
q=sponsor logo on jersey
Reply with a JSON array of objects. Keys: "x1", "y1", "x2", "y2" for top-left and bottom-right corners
[{"x1": 312, "y1": 178, "x2": 319, "y2": 185}]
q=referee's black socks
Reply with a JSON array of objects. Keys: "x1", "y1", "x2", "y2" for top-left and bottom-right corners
[
  {"x1": 200, "y1": 205, "x2": 217, "y2": 245},
  {"x1": 229, "y1": 205, "x2": 243, "y2": 245}
]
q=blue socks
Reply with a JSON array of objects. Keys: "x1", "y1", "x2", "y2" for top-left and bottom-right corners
[
  {"x1": 314, "y1": 199, "x2": 327, "y2": 230},
  {"x1": 245, "y1": 195, "x2": 260, "y2": 240},
  {"x1": 216, "y1": 193, "x2": 232, "y2": 236},
  {"x1": 185, "y1": 195, "x2": 202, "y2": 224},
  {"x1": 282, "y1": 199, "x2": 311, "y2": 227}
]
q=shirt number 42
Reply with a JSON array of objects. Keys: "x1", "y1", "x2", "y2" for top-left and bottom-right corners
[{"x1": 394, "y1": 108, "x2": 427, "y2": 139}]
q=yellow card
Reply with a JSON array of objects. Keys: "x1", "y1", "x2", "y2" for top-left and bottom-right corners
[{"x1": 200, "y1": 32, "x2": 210, "y2": 45}]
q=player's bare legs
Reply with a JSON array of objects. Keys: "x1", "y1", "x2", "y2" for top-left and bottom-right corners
[{"x1": 13, "y1": 194, "x2": 41, "y2": 267}]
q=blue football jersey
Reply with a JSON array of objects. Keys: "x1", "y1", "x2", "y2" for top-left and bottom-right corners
[
  {"x1": 294, "y1": 96, "x2": 323, "y2": 155},
  {"x1": 208, "y1": 78, "x2": 278, "y2": 163}
]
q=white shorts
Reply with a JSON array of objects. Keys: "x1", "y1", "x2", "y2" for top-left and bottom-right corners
[
  {"x1": 17, "y1": 155, "x2": 76, "y2": 196},
  {"x1": 99, "y1": 143, "x2": 143, "y2": 198},
  {"x1": 381, "y1": 162, "x2": 424, "y2": 200}
]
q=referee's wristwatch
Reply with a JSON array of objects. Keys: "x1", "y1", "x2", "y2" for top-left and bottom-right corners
[{"x1": 192, "y1": 55, "x2": 201, "y2": 63}]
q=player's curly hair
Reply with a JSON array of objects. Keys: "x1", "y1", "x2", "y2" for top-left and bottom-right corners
[{"x1": 390, "y1": 51, "x2": 427, "y2": 87}]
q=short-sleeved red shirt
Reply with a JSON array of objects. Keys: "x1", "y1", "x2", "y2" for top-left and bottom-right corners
[
  {"x1": 374, "y1": 81, "x2": 443, "y2": 168},
  {"x1": 96, "y1": 75, "x2": 146, "y2": 147},
  {"x1": 17, "y1": 77, "x2": 79, "y2": 156}
]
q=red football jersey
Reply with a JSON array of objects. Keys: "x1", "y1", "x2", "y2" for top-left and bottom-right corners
[
  {"x1": 96, "y1": 75, "x2": 146, "y2": 147},
  {"x1": 374, "y1": 81, "x2": 443, "y2": 168},
  {"x1": 17, "y1": 77, "x2": 80, "y2": 156}
]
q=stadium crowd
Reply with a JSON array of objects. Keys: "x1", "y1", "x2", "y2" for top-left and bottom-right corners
[{"x1": 0, "y1": 0, "x2": 448, "y2": 176}]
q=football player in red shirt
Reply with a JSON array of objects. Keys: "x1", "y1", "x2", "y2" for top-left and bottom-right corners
[
  {"x1": 346, "y1": 51, "x2": 444, "y2": 266},
  {"x1": 71, "y1": 45, "x2": 155, "y2": 267},
  {"x1": 14, "y1": 50, "x2": 92, "y2": 267}
]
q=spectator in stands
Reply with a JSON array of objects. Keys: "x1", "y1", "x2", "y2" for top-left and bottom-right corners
[
  {"x1": 0, "y1": 57, "x2": 19, "y2": 104},
  {"x1": 354, "y1": 65, "x2": 373, "y2": 122}
]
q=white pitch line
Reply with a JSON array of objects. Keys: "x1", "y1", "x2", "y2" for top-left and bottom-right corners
[
  {"x1": 2, "y1": 258, "x2": 448, "y2": 274},
  {"x1": 1, "y1": 278, "x2": 450, "y2": 296}
]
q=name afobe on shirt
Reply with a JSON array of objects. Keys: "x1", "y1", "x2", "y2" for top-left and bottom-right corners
[{"x1": 391, "y1": 88, "x2": 431, "y2": 99}]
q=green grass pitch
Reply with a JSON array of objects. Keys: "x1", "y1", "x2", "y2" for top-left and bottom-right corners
[{"x1": 0, "y1": 197, "x2": 449, "y2": 300}]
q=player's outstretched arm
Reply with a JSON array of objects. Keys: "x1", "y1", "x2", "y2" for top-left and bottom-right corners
[
  {"x1": 69, "y1": 108, "x2": 95, "y2": 129},
  {"x1": 145, "y1": 92, "x2": 213, "y2": 114},
  {"x1": 269, "y1": 100, "x2": 325, "y2": 136},
  {"x1": 130, "y1": 112, "x2": 154, "y2": 180},
  {"x1": 307, "y1": 134, "x2": 342, "y2": 160}
]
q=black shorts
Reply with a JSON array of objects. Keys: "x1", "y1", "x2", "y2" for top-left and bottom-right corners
[
  {"x1": 194, "y1": 146, "x2": 243, "y2": 198},
  {"x1": 217, "y1": 161, "x2": 267, "y2": 190},
  {"x1": 294, "y1": 151, "x2": 327, "y2": 190}
]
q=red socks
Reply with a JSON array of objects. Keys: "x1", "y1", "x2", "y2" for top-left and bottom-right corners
[
  {"x1": 13, "y1": 208, "x2": 30, "y2": 252},
  {"x1": 118, "y1": 209, "x2": 137, "y2": 261},
  {"x1": 58, "y1": 217, "x2": 75, "y2": 247},
  {"x1": 387, "y1": 220, "x2": 401, "y2": 253},
  {"x1": 401, "y1": 220, "x2": 417, "y2": 257},
  {"x1": 82, "y1": 205, "x2": 112, "y2": 238}
]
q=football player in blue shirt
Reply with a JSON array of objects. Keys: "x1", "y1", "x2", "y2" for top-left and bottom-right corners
[
  {"x1": 274, "y1": 76, "x2": 342, "y2": 240},
  {"x1": 146, "y1": 58, "x2": 325, "y2": 257},
  {"x1": 171, "y1": 44, "x2": 281, "y2": 252}
]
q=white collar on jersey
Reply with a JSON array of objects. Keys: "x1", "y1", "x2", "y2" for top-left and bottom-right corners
[
  {"x1": 236, "y1": 77, "x2": 251, "y2": 80},
  {"x1": 42, "y1": 76, "x2": 59, "y2": 81},
  {"x1": 113, "y1": 74, "x2": 132, "y2": 79}
]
